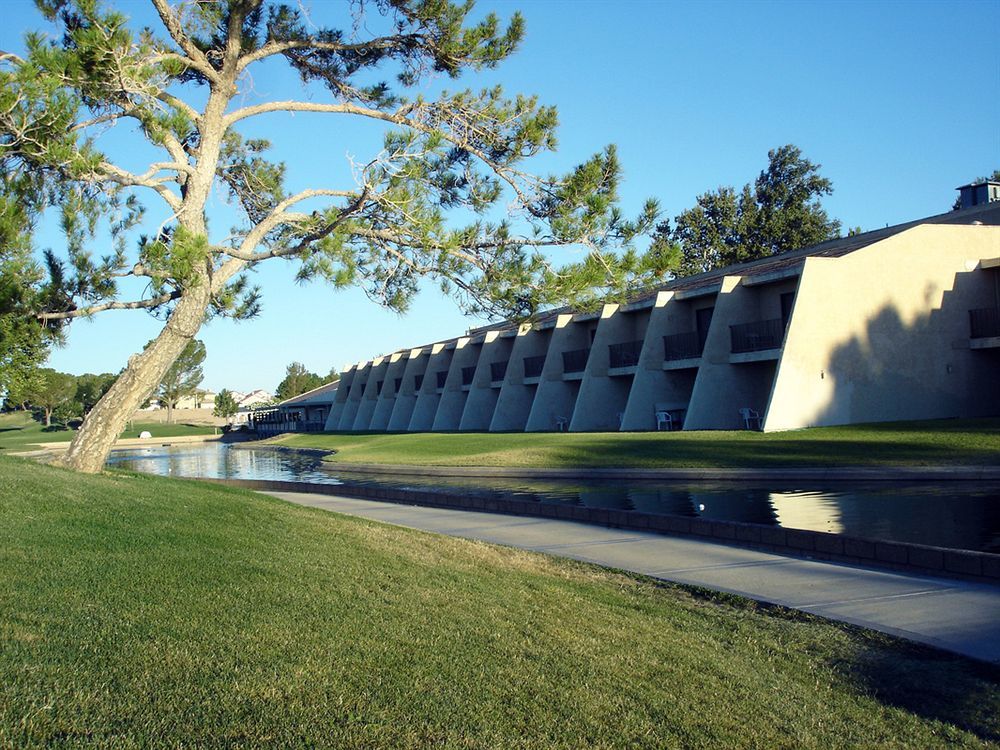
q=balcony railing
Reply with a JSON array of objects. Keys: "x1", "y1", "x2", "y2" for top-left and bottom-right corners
[
  {"x1": 609, "y1": 339, "x2": 643, "y2": 368},
  {"x1": 490, "y1": 360, "x2": 509, "y2": 382},
  {"x1": 436, "y1": 370, "x2": 449, "y2": 388},
  {"x1": 562, "y1": 347, "x2": 590, "y2": 373},
  {"x1": 730, "y1": 318, "x2": 785, "y2": 353},
  {"x1": 523, "y1": 354, "x2": 546, "y2": 378},
  {"x1": 970, "y1": 307, "x2": 1000, "y2": 339},
  {"x1": 461, "y1": 366, "x2": 476, "y2": 385},
  {"x1": 663, "y1": 331, "x2": 704, "y2": 361},
  {"x1": 414, "y1": 374, "x2": 423, "y2": 391}
]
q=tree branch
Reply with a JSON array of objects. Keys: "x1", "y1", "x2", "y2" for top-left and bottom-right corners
[
  {"x1": 149, "y1": 0, "x2": 219, "y2": 83},
  {"x1": 99, "y1": 161, "x2": 183, "y2": 211},
  {"x1": 36, "y1": 290, "x2": 181, "y2": 321},
  {"x1": 223, "y1": 100, "x2": 539, "y2": 206},
  {"x1": 237, "y1": 34, "x2": 425, "y2": 72}
]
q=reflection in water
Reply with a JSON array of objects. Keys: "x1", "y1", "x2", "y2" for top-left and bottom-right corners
[
  {"x1": 108, "y1": 443, "x2": 1000, "y2": 553},
  {"x1": 770, "y1": 491, "x2": 844, "y2": 535}
]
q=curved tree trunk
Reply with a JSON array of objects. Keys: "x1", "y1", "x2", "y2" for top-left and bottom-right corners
[{"x1": 58, "y1": 283, "x2": 211, "y2": 473}]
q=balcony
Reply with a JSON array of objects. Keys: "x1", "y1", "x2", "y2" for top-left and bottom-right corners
[
  {"x1": 609, "y1": 339, "x2": 643, "y2": 369},
  {"x1": 490, "y1": 360, "x2": 509, "y2": 382},
  {"x1": 730, "y1": 318, "x2": 785, "y2": 354},
  {"x1": 523, "y1": 354, "x2": 546, "y2": 378},
  {"x1": 663, "y1": 331, "x2": 704, "y2": 361},
  {"x1": 436, "y1": 370, "x2": 449, "y2": 388},
  {"x1": 562, "y1": 347, "x2": 590, "y2": 373},
  {"x1": 970, "y1": 307, "x2": 1000, "y2": 339},
  {"x1": 461, "y1": 366, "x2": 476, "y2": 386}
]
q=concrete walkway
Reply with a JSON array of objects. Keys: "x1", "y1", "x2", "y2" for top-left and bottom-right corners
[{"x1": 267, "y1": 491, "x2": 1000, "y2": 664}]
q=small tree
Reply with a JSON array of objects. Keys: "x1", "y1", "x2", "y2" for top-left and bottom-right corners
[
  {"x1": 275, "y1": 362, "x2": 324, "y2": 401},
  {"x1": 153, "y1": 339, "x2": 205, "y2": 424},
  {"x1": 656, "y1": 145, "x2": 841, "y2": 276},
  {"x1": 74, "y1": 373, "x2": 117, "y2": 416},
  {"x1": 26, "y1": 368, "x2": 77, "y2": 427},
  {"x1": 213, "y1": 388, "x2": 238, "y2": 421}
]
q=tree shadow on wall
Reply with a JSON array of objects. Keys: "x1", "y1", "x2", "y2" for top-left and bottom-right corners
[{"x1": 814, "y1": 272, "x2": 1000, "y2": 429}]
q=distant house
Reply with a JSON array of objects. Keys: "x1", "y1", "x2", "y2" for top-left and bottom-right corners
[
  {"x1": 248, "y1": 381, "x2": 338, "y2": 436},
  {"x1": 175, "y1": 390, "x2": 215, "y2": 410}
]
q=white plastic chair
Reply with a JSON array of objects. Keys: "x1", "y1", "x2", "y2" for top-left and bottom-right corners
[
  {"x1": 739, "y1": 407, "x2": 761, "y2": 430},
  {"x1": 555, "y1": 415, "x2": 569, "y2": 431},
  {"x1": 655, "y1": 410, "x2": 673, "y2": 431}
]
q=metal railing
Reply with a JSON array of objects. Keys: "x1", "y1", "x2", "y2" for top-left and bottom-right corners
[
  {"x1": 730, "y1": 318, "x2": 785, "y2": 353},
  {"x1": 490, "y1": 360, "x2": 509, "y2": 382},
  {"x1": 436, "y1": 370, "x2": 449, "y2": 388},
  {"x1": 461, "y1": 366, "x2": 476, "y2": 385},
  {"x1": 609, "y1": 339, "x2": 643, "y2": 368},
  {"x1": 970, "y1": 307, "x2": 1000, "y2": 339},
  {"x1": 663, "y1": 331, "x2": 704, "y2": 361},
  {"x1": 562, "y1": 347, "x2": 590, "y2": 373},
  {"x1": 523, "y1": 354, "x2": 546, "y2": 378}
]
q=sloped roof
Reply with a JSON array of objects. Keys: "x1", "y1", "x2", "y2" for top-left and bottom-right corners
[
  {"x1": 279, "y1": 380, "x2": 339, "y2": 407},
  {"x1": 346, "y1": 201, "x2": 1000, "y2": 362}
]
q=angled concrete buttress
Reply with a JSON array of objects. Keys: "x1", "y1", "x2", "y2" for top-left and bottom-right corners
[
  {"x1": 571, "y1": 303, "x2": 652, "y2": 431},
  {"x1": 324, "y1": 364, "x2": 356, "y2": 430},
  {"x1": 490, "y1": 323, "x2": 552, "y2": 431},
  {"x1": 525, "y1": 314, "x2": 596, "y2": 431},
  {"x1": 432, "y1": 337, "x2": 478, "y2": 430},
  {"x1": 337, "y1": 361, "x2": 370, "y2": 430},
  {"x1": 351, "y1": 356, "x2": 389, "y2": 430},
  {"x1": 387, "y1": 347, "x2": 429, "y2": 430},
  {"x1": 410, "y1": 342, "x2": 454, "y2": 431},
  {"x1": 459, "y1": 329, "x2": 512, "y2": 430},
  {"x1": 369, "y1": 351, "x2": 408, "y2": 430}
]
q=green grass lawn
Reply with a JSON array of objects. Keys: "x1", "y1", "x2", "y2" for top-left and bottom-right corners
[
  {"x1": 272, "y1": 417, "x2": 1000, "y2": 469},
  {"x1": 1, "y1": 455, "x2": 997, "y2": 748},
  {"x1": 0, "y1": 412, "x2": 217, "y2": 453}
]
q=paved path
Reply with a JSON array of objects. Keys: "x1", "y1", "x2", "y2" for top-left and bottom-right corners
[{"x1": 266, "y1": 491, "x2": 1000, "y2": 664}]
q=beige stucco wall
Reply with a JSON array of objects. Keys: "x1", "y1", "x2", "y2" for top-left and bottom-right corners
[{"x1": 765, "y1": 224, "x2": 1000, "y2": 429}]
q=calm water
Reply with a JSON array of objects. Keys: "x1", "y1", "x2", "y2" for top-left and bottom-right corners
[{"x1": 106, "y1": 442, "x2": 1000, "y2": 553}]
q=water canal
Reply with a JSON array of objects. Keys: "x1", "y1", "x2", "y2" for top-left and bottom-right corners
[{"x1": 106, "y1": 442, "x2": 1000, "y2": 554}]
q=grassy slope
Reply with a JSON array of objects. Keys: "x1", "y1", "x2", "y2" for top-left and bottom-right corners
[
  {"x1": 0, "y1": 412, "x2": 215, "y2": 452},
  {"x1": 273, "y1": 418, "x2": 1000, "y2": 469},
  {"x1": 0, "y1": 456, "x2": 997, "y2": 748}
]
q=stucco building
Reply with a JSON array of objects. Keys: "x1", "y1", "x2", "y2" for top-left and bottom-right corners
[{"x1": 326, "y1": 191, "x2": 1000, "y2": 433}]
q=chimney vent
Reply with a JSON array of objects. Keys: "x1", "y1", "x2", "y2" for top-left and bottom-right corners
[{"x1": 956, "y1": 180, "x2": 1000, "y2": 209}]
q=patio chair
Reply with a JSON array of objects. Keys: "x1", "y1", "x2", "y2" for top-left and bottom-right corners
[
  {"x1": 555, "y1": 415, "x2": 569, "y2": 432},
  {"x1": 739, "y1": 407, "x2": 761, "y2": 430},
  {"x1": 655, "y1": 410, "x2": 673, "y2": 431}
]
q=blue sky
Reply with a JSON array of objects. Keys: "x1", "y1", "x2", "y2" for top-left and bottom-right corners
[{"x1": 10, "y1": 0, "x2": 999, "y2": 393}]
